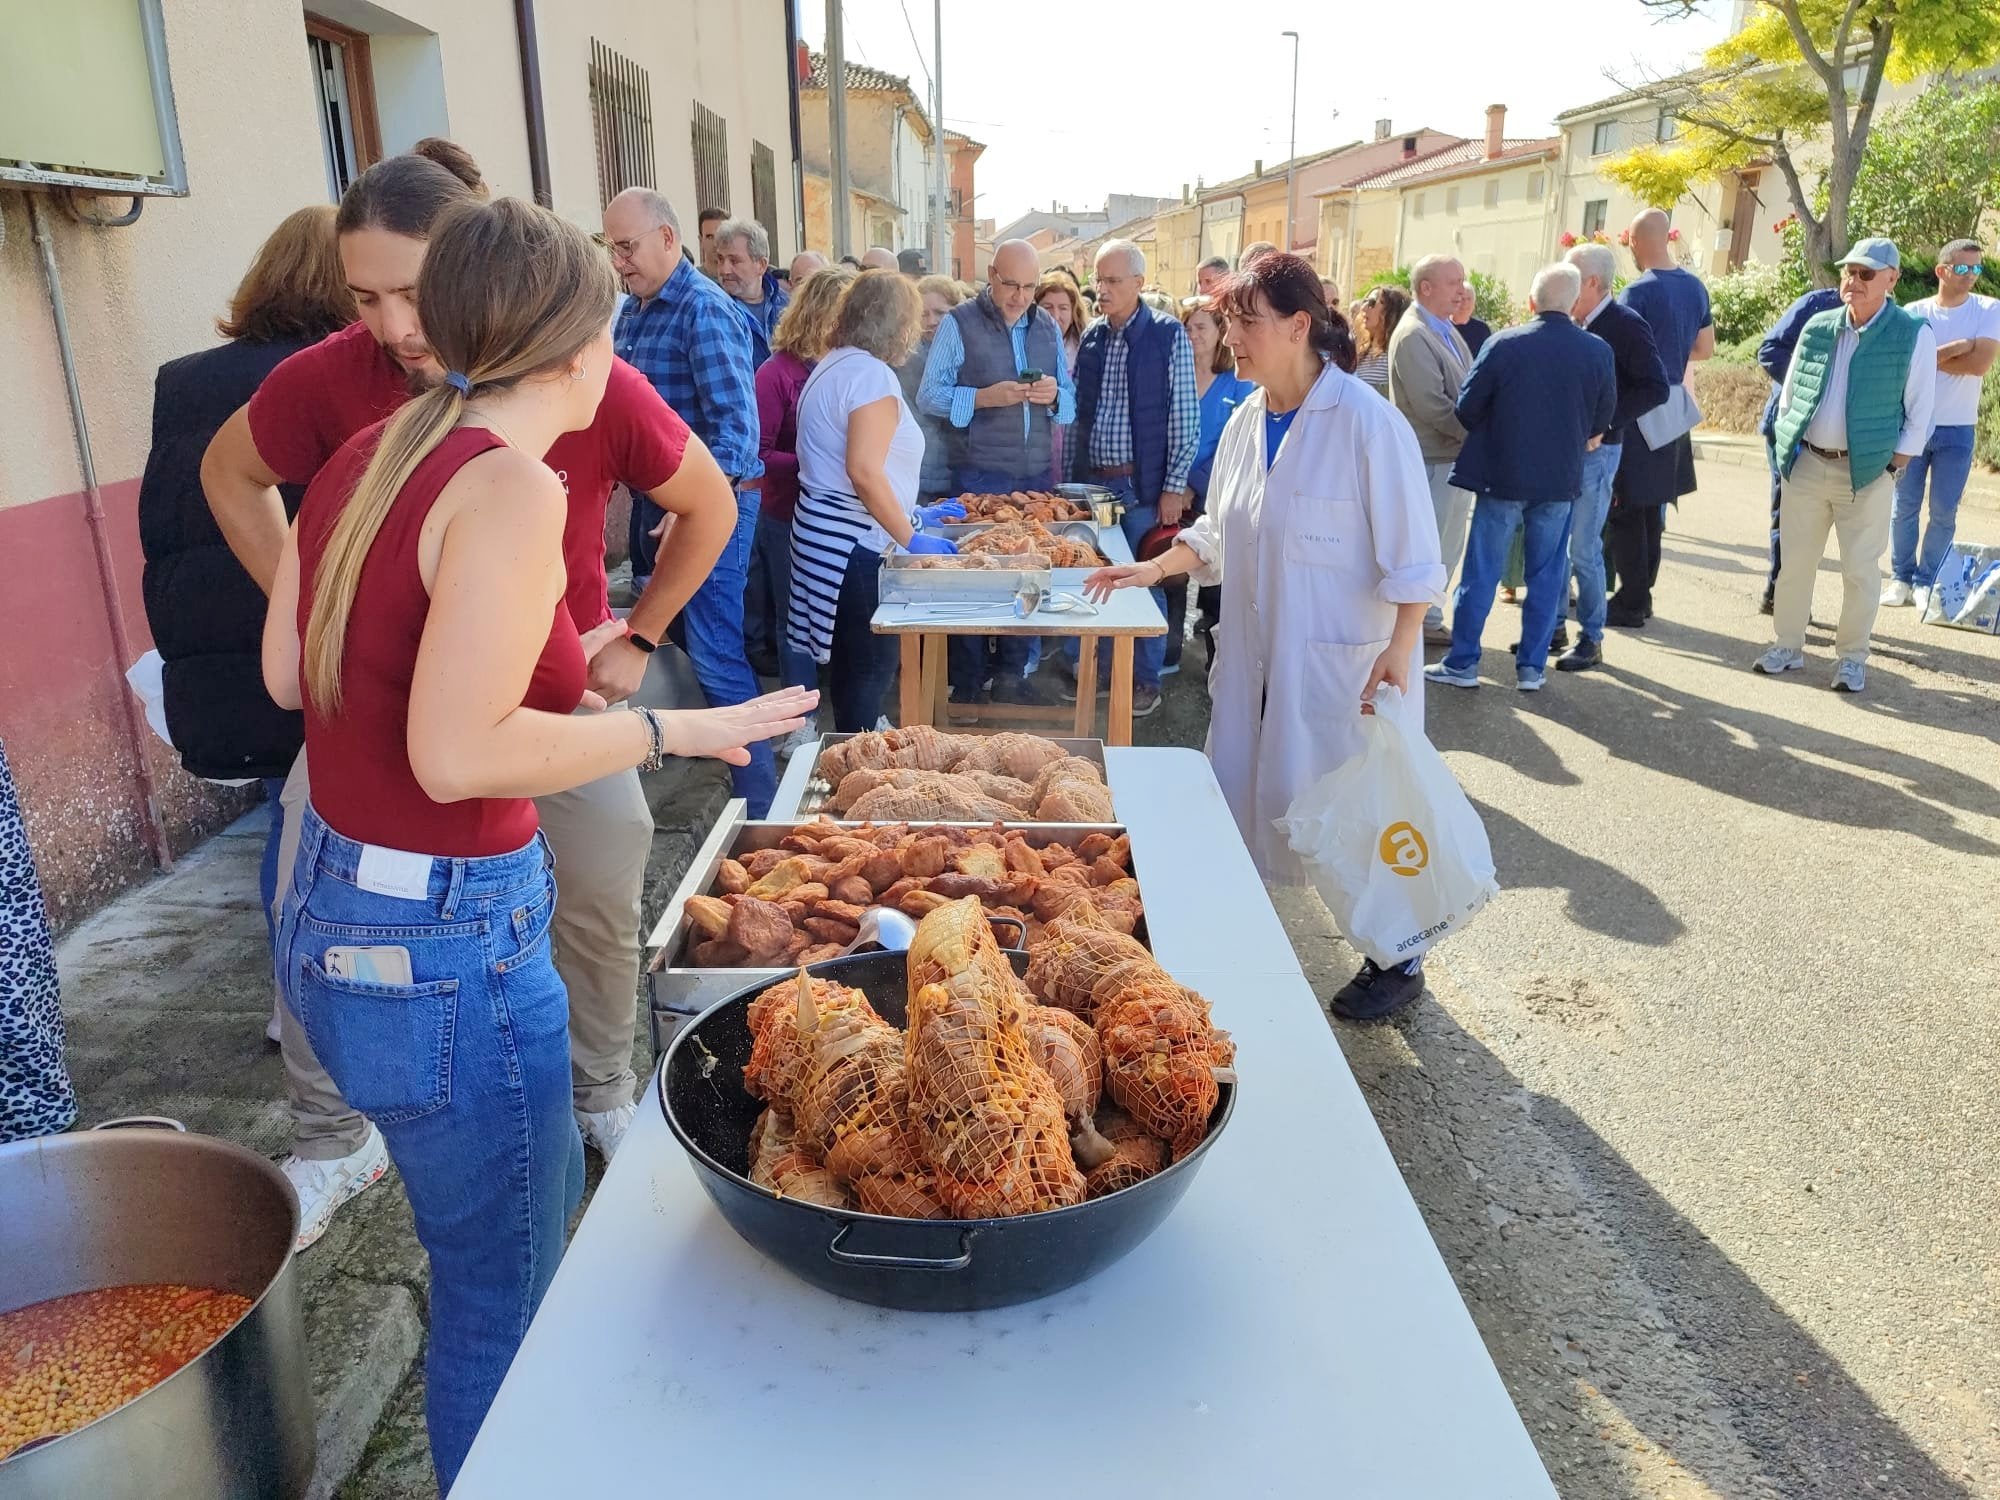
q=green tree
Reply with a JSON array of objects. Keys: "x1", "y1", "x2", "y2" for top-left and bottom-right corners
[
  {"x1": 1845, "y1": 81, "x2": 2000, "y2": 266},
  {"x1": 1607, "y1": 1, "x2": 2000, "y2": 283},
  {"x1": 1362, "y1": 266, "x2": 1515, "y2": 327}
]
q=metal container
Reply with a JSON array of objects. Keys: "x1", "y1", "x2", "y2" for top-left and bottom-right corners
[
  {"x1": 657, "y1": 949, "x2": 1233, "y2": 1311},
  {"x1": 0, "y1": 1122, "x2": 313, "y2": 1500},
  {"x1": 933, "y1": 518, "x2": 1103, "y2": 550},
  {"x1": 1055, "y1": 483, "x2": 1123, "y2": 528},
  {"x1": 877, "y1": 559, "x2": 1053, "y2": 608},
  {"x1": 794, "y1": 732, "x2": 1109, "y2": 819},
  {"x1": 644, "y1": 804, "x2": 1137, "y2": 1052}
]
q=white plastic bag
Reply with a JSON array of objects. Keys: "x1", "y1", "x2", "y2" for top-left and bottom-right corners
[{"x1": 1276, "y1": 685, "x2": 1497, "y2": 967}]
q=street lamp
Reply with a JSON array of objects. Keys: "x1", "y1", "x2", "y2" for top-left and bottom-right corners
[{"x1": 1282, "y1": 30, "x2": 1299, "y2": 252}]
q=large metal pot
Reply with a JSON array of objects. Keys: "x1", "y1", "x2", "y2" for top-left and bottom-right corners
[
  {"x1": 660, "y1": 951, "x2": 1234, "y2": 1312},
  {"x1": 0, "y1": 1121, "x2": 314, "y2": 1499}
]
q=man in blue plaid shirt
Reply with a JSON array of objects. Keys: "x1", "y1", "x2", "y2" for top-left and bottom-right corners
[{"x1": 603, "y1": 187, "x2": 776, "y2": 813}]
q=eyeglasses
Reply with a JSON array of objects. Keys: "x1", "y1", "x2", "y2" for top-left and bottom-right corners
[
  {"x1": 991, "y1": 276, "x2": 1037, "y2": 294},
  {"x1": 605, "y1": 232, "x2": 661, "y2": 262},
  {"x1": 1839, "y1": 264, "x2": 1883, "y2": 281},
  {"x1": 1948, "y1": 262, "x2": 1983, "y2": 276}
]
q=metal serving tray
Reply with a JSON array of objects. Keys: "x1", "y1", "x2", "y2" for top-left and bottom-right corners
[
  {"x1": 933, "y1": 519, "x2": 1103, "y2": 547},
  {"x1": 643, "y1": 802, "x2": 1138, "y2": 1051},
  {"x1": 878, "y1": 561, "x2": 1053, "y2": 607},
  {"x1": 797, "y1": 731, "x2": 1109, "y2": 818},
  {"x1": 1055, "y1": 484, "x2": 1124, "y2": 528}
]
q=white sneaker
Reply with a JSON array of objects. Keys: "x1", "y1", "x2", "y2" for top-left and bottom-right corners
[
  {"x1": 1752, "y1": 645, "x2": 1805, "y2": 676},
  {"x1": 266, "y1": 997, "x2": 284, "y2": 1045},
  {"x1": 1912, "y1": 585, "x2": 1931, "y2": 617},
  {"x1": 281, "y1": 1126, "x2": 391, "y2": 1251},
  {"x1": 1879, "y1": 580, "x2": 1914, "y2": 607},
  {"x1": 1831, "y1": 659, "x2": 1866, "y2": 693},
  {"x1": 576, "y1": 1100, "x2": 637, "y2": 1160},
  {"x1": 774, "y1": 725, "x2": 819, "y2": 760}
]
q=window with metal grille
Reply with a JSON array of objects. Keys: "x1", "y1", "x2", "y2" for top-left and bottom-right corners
[
  {"x1": 692, "y1": 101, "x2": 730, "y2": 216},
  {"x1": 751, "y1": 140, "x2": 777, "y2": 247},
  {"x1": 589, "y1": 39, "x2": 654, "y2": 209}
]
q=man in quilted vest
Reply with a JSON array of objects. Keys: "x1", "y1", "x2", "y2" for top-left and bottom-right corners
[{"x1": 1758, "y1": 239, "x2": 1936, "y2": 693}]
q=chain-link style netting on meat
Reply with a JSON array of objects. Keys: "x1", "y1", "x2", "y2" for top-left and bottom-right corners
[
  {"x1": 743, "y1": 977, "x2": 881, "y2": 1109},
  {"x1": 1011, "y1": 998, "x2": 1101, "y2": 1126},
  {"x1": 1024, "y1": 903, "x2": 1156, "y2": 1020},
  {"x1": 748, "y1": 1108, "x2": 851, "y2": 1207},
  {"x1": 816, "y1": 725, "x2": 975, "y2": 782},
  {"x1": 1095, "y1": 981, "x2": 1231, "y2": 1160},
  {"x1": 1083, "y1": 1107, "x2": 1169, "y2": 1199},
  {"x1": 846, "y1": 784, "x2": 1026, "y2": 823},
  {"x1": 828, "y1": 767, "x2": 1036, "y2": 815}
]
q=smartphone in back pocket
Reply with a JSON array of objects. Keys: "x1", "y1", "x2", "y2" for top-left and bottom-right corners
[{"x1": 324, "y1": 946, "x2": 415, "y2": 985}]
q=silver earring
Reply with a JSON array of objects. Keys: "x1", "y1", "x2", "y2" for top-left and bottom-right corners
[{"x1": 572, "y1": 363, "x2": 587, "y2": 381}]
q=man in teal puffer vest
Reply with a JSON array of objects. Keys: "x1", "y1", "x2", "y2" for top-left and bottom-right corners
[{"x1": 1758, "y1": 238, "x2": 1937, "y2": 693}]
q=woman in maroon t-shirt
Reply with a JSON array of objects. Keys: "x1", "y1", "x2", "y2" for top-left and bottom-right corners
[{"x1": 261, "y1": 197, "x2": 812, "y2": 1491}]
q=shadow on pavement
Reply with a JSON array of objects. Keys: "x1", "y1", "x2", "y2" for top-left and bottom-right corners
[
  {"x1": 1339, "y1": 998, "x2": 1978, "y2": 1500},
  {"x1": 1469, "y1": 796, "x2": 1682, "y2": 945}
]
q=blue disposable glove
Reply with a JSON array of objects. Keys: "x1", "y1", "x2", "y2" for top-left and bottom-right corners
[
  {"x1": 916, "y1": 499, "x2": 968, "y2": 527},
  {"x1": 905, "y1": 533, "x2": 958, "y2": 556}
]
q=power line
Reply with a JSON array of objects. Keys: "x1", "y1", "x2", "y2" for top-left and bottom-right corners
[{"x1": 894, "y1": 0, "x2": 933, "y2": 97}]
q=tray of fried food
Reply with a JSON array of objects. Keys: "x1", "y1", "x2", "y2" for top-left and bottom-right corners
[
  {"x1": 666, "y1": 819, "x2": 1144, "y2": 973},
  {"x1": 802, "y1": 729, "x2": 1110, "y2": 822},
  {"x1": 947, "y1": 519, "x2": 1106, "y2": 569},
  {"x1": 889, "y1": 550, "x2": 1054, "y2": 571},
  {"x1": 952, "y1": 490, "x2": 1092, "y2": 524}
]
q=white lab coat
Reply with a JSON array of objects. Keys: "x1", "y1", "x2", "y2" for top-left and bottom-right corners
[{"x1": 1181, "y1": 362, "x2": 1445, "y2": 883}]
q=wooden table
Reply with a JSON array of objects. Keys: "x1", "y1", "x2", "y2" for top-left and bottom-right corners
[
  {"x1": 453, "y1": 749, "x2": 1559, "y2": 1500},
  {"x1": 873, "y1": 523, "x2": 1161, "y2": 744}
]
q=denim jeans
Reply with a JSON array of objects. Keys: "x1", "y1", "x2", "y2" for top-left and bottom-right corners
[
  {"x1": 276, "y1": 806, "x2": 584, "y2": 1492},
  {"x1": 831, "y1": 541, "x2": 898, "y2": 730},
  {"x1": 1065, "y1": 479, "x2": 1165, "y2": 690},
  {"x1": 1763, "y1": 431, "x2": 1784, "y2": 595},
  {"x1": 664, "y1": 490, "x2": 778, "y2": 815},
  {"x1": 746, "y1": 513, "x2": 819, "y2": 689},
  {"x1": 1444, "y1": 496, "x2": 1575, "y2": 677},
  {"x1": 1891, "y1": 423, "x2": 1974, "y2": 588},
  {"x1": 1568, "y1": 443, "x2": 1621, "y2": 644}
]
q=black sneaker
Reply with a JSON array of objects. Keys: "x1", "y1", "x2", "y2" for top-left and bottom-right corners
[
  {"x1": 1130, "y1": 684, "x2": 1163, "y2": 718},
  {"x1": 1508, "y1": 623, "x2": 1570, "y2": 655},
  {"x1": 1329, "y1": 958, "x2": 1426, "y2": 1022},
  {"x1": 1758, "y1": 590, "x2": 1775, "y2": 616},
  {"x1": 1555, "y1": 638, "x2": 1601, "y2": 672},
  {"x1": 946, "y1": 685, "x2": 988, "y2": 724},
  {"x1": 992, "y1": 674, "x2": 1055, "y2": 706},
  {"x1": 1604, "y1": 605, "x2": 1647, "y2": 629}
]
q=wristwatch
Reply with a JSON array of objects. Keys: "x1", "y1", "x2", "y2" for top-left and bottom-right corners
[{"x1": 625, "y1": 629, "x2": 659, "y2": 654}]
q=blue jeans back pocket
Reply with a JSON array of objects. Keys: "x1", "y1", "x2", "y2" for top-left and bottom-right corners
[{"x1": 296, "y1": 957, "x2": 459, "y2": 1125}]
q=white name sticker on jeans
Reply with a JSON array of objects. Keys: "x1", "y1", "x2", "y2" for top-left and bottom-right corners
[{"x1": 355, "y1": 844, "x2": 434, "y2": 900}]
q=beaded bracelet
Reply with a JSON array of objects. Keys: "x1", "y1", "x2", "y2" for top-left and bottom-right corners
[{"x1": 627, "y1": 704, "x2": 665, "y2": 772}]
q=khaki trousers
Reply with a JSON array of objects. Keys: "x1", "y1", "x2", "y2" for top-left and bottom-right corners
[
  {"x1": 1772, "y1": 448, "x2": 1895, "y2": 665},
  {"x1": 1422, "y1": 461, "x2": 1473, "y2": 629},
  {"x1": 275, "y1": 751, "x2": 653, "y2": 1160}
]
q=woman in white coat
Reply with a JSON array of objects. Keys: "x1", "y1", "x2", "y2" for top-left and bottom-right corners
[{"x1": 1085, "y1": 254, "x2": 1444, "y2": 1020}]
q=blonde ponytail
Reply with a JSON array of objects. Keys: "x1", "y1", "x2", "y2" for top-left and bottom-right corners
[
  {"x1": 300, "y1": 194, "x2": 618, "y2": 713},
  {"x1": 302, "y1": 386, "x2": 466, "y2": 713}
]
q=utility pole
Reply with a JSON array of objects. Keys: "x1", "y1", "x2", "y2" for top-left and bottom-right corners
[
  {"x1": 932, "y1": 0, "x2": 949, "y2": 275},
  {"x1": 827, "y1": 0, "x2": 852, "y2": 259},
  {"x1": 1282, "y1": 30, "x2": 1300, "y2": 252}
]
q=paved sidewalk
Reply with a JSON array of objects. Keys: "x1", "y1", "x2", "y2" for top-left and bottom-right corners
[{"x1": 1694, "y1": 431, "x2": 2000, "y2": 514}]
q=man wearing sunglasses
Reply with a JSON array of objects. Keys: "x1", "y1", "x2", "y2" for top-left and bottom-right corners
[
  {"x1": 1883, "y1": 238, "x2": 1998, "y2": 608},
  {"x1": 1760, "y1": 238, "x2": 1936, "y2": 693}
]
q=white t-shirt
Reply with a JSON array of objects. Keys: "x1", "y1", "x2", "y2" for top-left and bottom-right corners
[
  {"x1": 795, "y1": 346, "x2": 925, "y2": 548},
  {"x1": 1909, "y1": 292, "x2": 2000, "y2": 428}
]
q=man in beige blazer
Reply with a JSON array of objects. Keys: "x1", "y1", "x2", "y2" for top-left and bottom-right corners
[{"x1": 1389, "y1": 254, "x2": 1475, "y2": 643}]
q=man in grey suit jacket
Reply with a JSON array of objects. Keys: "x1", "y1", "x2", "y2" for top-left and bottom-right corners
[{"x1": 1389, "y1": 253, "x2": 1476, "y2": 643}]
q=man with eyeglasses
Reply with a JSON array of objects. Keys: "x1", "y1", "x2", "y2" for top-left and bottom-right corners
[
  {"x1": 918, "y1": 238, "x2": 1077, "y2": 709},
  {"x1": 1882, "y1": 237, "x2": 1998, "y2": 609},
  {"x1": 602, "y1": 187, "x2": 778, "y2": 813},
  {"x1": 1759, "y1": 237, "x2": 1936, "y2": 694}
]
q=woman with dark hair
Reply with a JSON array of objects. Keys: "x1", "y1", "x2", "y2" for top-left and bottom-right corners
[
  {"x1": 409, "y1": 135, "x2": 488, "y2": 196},
  {"x1": 263, "y1": 197, "x2": 810, "y2": 1487},
  {"x1": 1352, "y1": 284, "x2": 1411, "y2": 397},
  {"x1": 1085, "y1": 253, "x2": 1443, "y2": 1022},
  {"x1": 140, "y1": 205, "x2": 355, "y2": 1022},
  {"x1": 790, "y1": 270, "x2": 953, "y2": 729}
]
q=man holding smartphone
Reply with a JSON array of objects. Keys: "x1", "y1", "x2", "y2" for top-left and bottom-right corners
[{"x1": 918, "y1": 239, "x2": 1076, "y2": 710}]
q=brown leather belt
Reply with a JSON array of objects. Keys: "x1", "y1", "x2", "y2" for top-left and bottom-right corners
[
  {"x1": 1088, "y1": 464, "x2": 1135, "y2": 479},
  {"x1": 1802, "y1": 440, "x2": 1849, "y2": 461}
]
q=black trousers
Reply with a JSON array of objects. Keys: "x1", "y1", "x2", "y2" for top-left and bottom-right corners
[
  {"x1": 1607, "y1": 506, "x2": 1666, "y2": 616},
  {"x1": 1764, "y1": 435, "x2": 1783, "y2": 595}
]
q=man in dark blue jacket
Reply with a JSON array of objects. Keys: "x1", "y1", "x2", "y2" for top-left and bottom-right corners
[
  {"x1": 1552, "y1": 244, "x2": 1671, "y2": 670},
  {"x1": 1755, "y1": 286, "x2": 1843, "y2": 612},
  {"x1": 1425, "y1": 263, "x2": 1615, "y2": 692}
]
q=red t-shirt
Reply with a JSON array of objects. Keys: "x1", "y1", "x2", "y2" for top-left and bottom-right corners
[
  {"x1": 250, "y1": 324, "x2": 690, "y2": 631},
  {"x1": 295, "y1": 426, "x2": 585, "y2": 856}
]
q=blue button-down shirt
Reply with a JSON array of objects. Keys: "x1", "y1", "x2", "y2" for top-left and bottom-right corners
[
  {"x1": 917, "y1": 307, "x2": 1077, "y2": 433},
  {"x1": 1085, "y1": 310, "x2": 1200, "y2": 492},
  {"x1": 614, "y1": 256, "x2": 762, "y2": 482},
  {"x1": 1417, "y1": 306, "x2": 1467, "y2": 367},
  {"x1": 733, "y1": 269, "x2": 791, "y2": 370}
]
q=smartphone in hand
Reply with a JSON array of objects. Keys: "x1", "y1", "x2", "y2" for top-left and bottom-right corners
[{"x1": 1017, "y1": 368, "x2": 1043, "y2": 383}]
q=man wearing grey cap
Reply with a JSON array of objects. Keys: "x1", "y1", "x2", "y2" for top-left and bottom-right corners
[{"x1": 1759, "y1": 237, "x2": 1936, "y2": 693}]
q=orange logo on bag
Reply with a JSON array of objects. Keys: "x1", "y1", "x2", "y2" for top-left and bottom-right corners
[{"x1": 1379, "y1": 821, "x2": 1429, "y2": 877}]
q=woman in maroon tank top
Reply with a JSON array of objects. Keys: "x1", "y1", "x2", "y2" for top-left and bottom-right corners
[{"x1": 259, "y1": 197, "x2": 814, "y2": 1490}]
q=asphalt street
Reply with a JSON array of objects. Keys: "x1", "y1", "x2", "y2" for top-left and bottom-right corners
[{"x1": 1141, "y1": 457, "x2": 1999, "y2": 1498}]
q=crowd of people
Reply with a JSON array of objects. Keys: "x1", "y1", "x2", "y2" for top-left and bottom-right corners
[{"x1": 0, "y1": 126, "x2": 1990, "y2": 1494}]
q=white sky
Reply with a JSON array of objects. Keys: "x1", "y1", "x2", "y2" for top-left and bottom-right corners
[{"x1": 800, "y1": 0, "x2": 1733, "y2": 231}]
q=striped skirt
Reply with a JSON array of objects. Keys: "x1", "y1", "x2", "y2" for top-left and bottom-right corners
[{"x1": 788, "y1": 488, "x2": 887, "y2": 665}]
